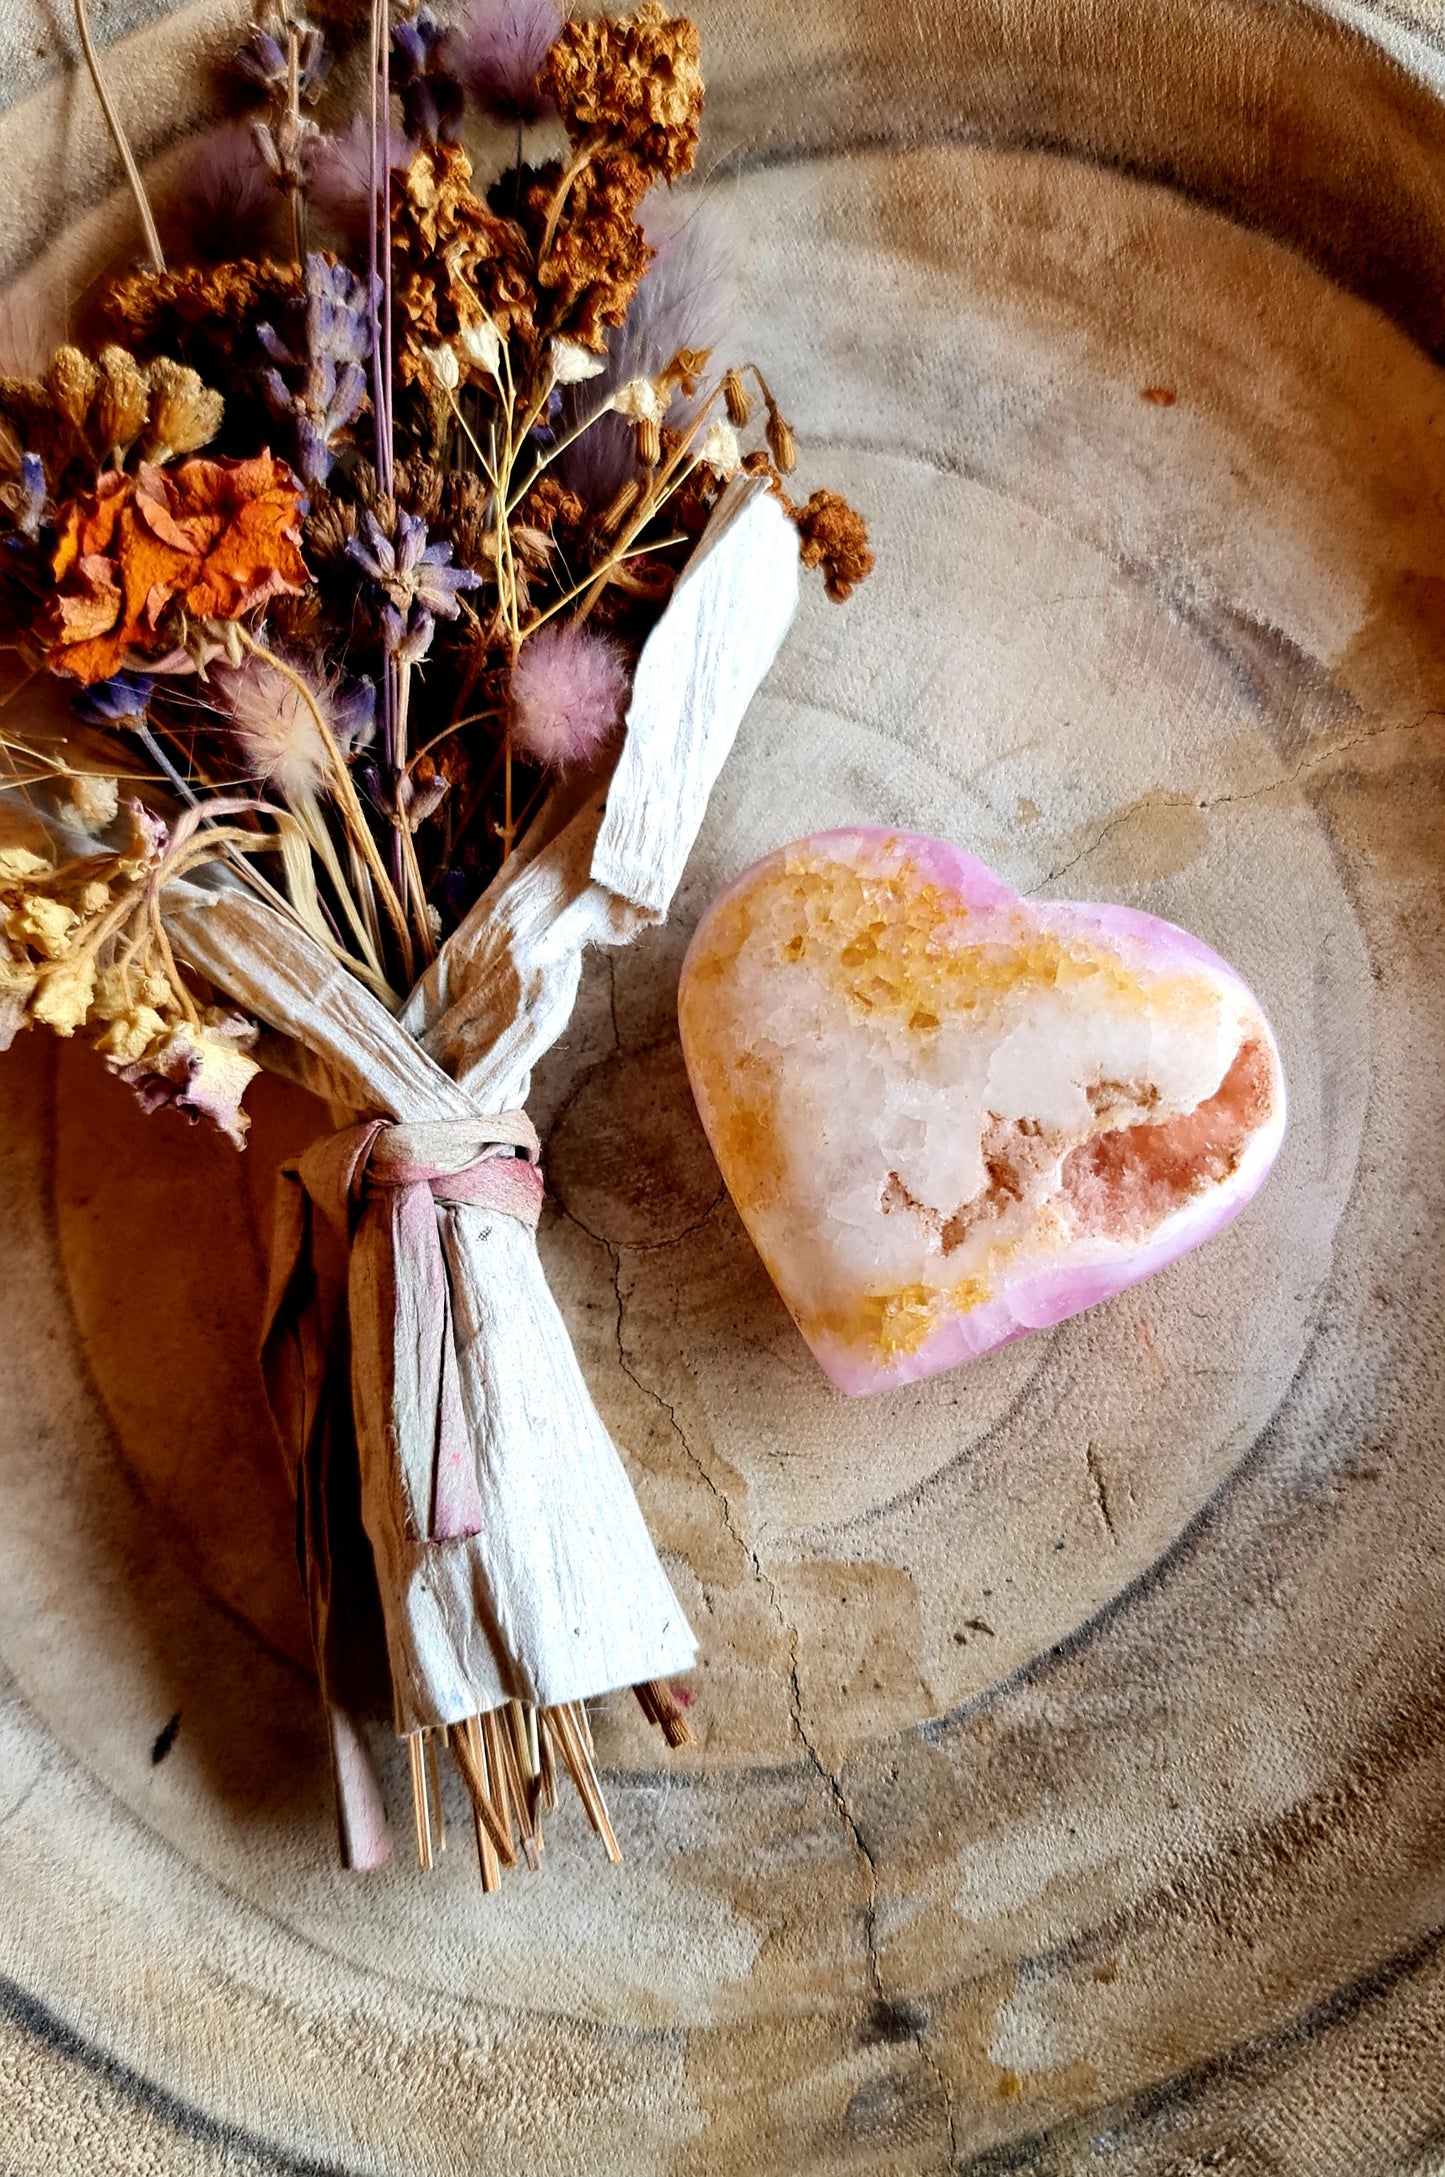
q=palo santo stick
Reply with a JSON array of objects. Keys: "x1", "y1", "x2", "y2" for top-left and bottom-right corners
[
  {"x1": 475, "y1": 1810, "x2": 500, "y2": 1891},
  {"x1": 407, "y1": 1733, "x2": 433, "y2": 1871},
  {"x1": 481, "y1": 1710, "x2": 523, "y2": 1863},
  {"x1": 635, "y1": 1679, "x2": 697, "y2": 1749},
  {"x1": 447, "y1": 1720, "x2": 516, "y2": 1868},
  {"x1": 425, "y1": 1731, "x2": 446, "y2": 1854},
  {"x1": 508, "y1": 1699, "x2": 537, "y2": 1784},
  {"x1": 550, "y1": 1704, "x2": 622, "y2": 1865},
  {"x1": 491, "y1": 1708, "x2": 540, "y2": 1872},
  {"x1": 537, "y1": 1713, "x2": 559, "y2": 1814}
]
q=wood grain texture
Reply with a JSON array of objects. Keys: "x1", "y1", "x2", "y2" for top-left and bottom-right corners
[{"x1": 2, "y1": 0, "x2": 1445, "y2": 2169}]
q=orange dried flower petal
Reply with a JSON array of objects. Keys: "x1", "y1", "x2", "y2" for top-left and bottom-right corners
[{"x1": 45, "y1": 451, "x2": 308, "y2": 683}]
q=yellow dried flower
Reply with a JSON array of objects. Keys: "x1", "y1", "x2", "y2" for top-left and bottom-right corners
[
  {"x1": 47, "y1": 347, "x2": 100, "y2": 433},
  {"x1": 0, "y1": 846, "x2": 52, "y2": 883},
  {"x1": 94, "y1": 1004, "x2": 168, "y2": 1063},
  {"x1": 6, "y1": 893, "x2": 78, "y2": 960},
  {"x1": 30, "y1": 952, "x2": 96, "y2": 1034},
  {"x1": 94, "y1": 347, "x2": 150, "y2": 460},
  {"x1": 64, "y1": 774, "x2": 120, "y2": 829},
  {"x1": 143, "y1": 358, "x2": 225, "y2": 462},
  {"x1": 698, "y1": 417, "x2": 741, "y2": 478}
]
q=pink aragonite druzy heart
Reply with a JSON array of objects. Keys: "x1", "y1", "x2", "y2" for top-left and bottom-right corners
[{"x1": 678, "y1": 830, "x2": 1286, "y2": 1396}]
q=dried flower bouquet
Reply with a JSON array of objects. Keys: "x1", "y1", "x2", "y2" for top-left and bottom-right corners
[{"x1": 0, "y1": 0, "x2": 870, "y2": 1886}]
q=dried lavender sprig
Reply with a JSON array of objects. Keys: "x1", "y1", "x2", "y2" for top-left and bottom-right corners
[
  {"x1": 235, "y1": 15, "x2": 328, "y2": 101},
  {"x1": 391, "y1": 12, "x2": 463, "y2": 145},
  {"x1": 347, "y1": 508, "x2": 482, "y2": 668},
  {"x1": 258, "y1": 253, "x2": 378, "y2": 488}
]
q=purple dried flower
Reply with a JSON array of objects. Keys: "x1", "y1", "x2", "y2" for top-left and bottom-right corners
[
  {"x1": 309, "y1": 116, "x2": 413, "y2": 240},
  {"x1": 330, "y1": 676, "x2": 377, "y2": 751},
  {"x1": 509, "y1": 624, "x2": 629, "y2": 772},
  {"x1": 450, "y1": 0, "x2": 561, "y2": 123},
  {"x1": 629, "y1": 197, "x2": 734, "y2": 372},
  {"x1": 347, "y1": 508, "x2": 481, "y2": 666},
  {"x1": 259, "y1": 253, "x2": 378, "y2": 488},
  {"x1": 72, "y1": 672, "x2": 154, "y2": 730},
  {"x1": 168, "y1": 125, "x2": 279, "y2": 264},
  {"x1": 561, "y1": 197, "x2": 733, "y2": 506},
  {"x1": 234, "y1": 24, "x2": 287, "y2": 90},
  {"x1": 13, "y1": 453, "x2": 46, "y2": 541},
  {"x1": 234, "y1": 19, "x2": 328, "y2": 101},
  {"x1": 392, "y1": 12, "x2": 463, "y2": 144}
]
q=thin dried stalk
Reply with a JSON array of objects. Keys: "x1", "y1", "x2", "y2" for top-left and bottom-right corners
[{"x1": 72, "y1": 0, "x2": 166, "y2": 273}]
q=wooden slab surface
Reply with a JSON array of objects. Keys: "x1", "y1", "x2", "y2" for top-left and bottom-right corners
[{"x1": 2, "y1": 1, "x2": 1445, "y2": 2169}]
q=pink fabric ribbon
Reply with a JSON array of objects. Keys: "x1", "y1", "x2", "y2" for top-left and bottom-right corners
[{"x1": 260, "y1": 1111, "x2": 544, "y2": 1869}]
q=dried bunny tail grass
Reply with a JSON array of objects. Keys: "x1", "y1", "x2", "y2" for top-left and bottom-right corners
[
  {"x1": 560, "y1": 193, "x2": 732, "y2": 506},
  {"x1": 0, "y1": 291, "x2": 63, "y2": 382},
  {"x1": 630, "y1": 194, "x2": 733, "y2": 374},
  {"x1": 208, "y1": 653, "x2": 344, "y2": 803},
  {"x1": 310, "y1": 114, "x2": 413, "y2": 232},
  {"x1": 450, "y1": 0, "x2": 562, "y2": 123},
  {"x1": 509, "y1": 623, "x2": 629, "y2": 771},
  {"x1": 166, "y1": 125, "x2": 280, "y2": 264}
]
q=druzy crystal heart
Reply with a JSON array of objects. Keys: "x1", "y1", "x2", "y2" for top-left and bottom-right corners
[{"x1": 678, "y1": 830, "x2": 1286, "y2": 1395}]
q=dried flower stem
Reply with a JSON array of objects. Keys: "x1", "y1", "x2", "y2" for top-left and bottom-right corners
[
  {"x1": 503, "y1": 390, "x2": 616, "y2": 518},
  {"x1": 286, "y1": 26, "x2": 306, "y2": 268},
  {"x1": 72, "y1": 0, "x2": 166, "y2": 274},
  {"x1": 237, "y1": 632, "x2": 415, "y2": 983},
  {"x1": 392, "y1": 662, "x2": 437, "y2": 964},
  {"x1": 538, "y1": 134, "x2": 604, "y2": 266},
  {"x1": 367, "y1": 0, "x2": 390, "y2": 473},
  {"x1": 291, "y1": 792, "x2": 393, "y2": 992}
]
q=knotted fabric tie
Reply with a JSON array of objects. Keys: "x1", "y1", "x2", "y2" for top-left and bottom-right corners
[{"x1": 263, "y1": 1110, "x2": 545, "y2": 1545}]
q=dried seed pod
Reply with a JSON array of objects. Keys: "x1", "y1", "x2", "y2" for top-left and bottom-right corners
[
  {"x1": 635, "y1": 416, "x2": 661, "y2": 467},
  {"x1": 94, "y1": 347, "x2": 149, "y2": 460},
  {"x1": 723, "y1": 367, "x2": 751, "y2": 427},
  {"x1": 595, "y1": 477, "x2": 642, "y2": 542},
  {"x1": 46, "y1": 347, "x2": 100, "y2": 433},
  {"x1": 765, "y1": 405, "x2": 797, "y2": 475},
  {"x1": 143, "y1": 358, "x2": 225, "y2": 461}
]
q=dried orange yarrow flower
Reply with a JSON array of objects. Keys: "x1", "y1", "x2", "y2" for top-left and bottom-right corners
[
  {"x1": 391, "y1": 143, "x2": 534, "y2": 385},
  {"x1": 520, "y1": 155, "x2": 654, "y2": 350},
  {"x1": 545, "y1": 1, "x2": 703, "y2": 184},
  {"x1": 105, "y1": 260, "x2": 303, "y2": 357},
  {"x1": 46, "y1": 451, "x2": 308, "y2": 682},
  {"x1": 788, "y1": 488, "x2": 874, "y2": 602}
]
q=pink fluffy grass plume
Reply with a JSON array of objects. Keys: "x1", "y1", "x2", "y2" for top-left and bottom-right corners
[
  {"x1": 508, "y1": 625, "x2": 630, "y2": 772},
  {"x1": 171, "y1": 124, "x2": 281, "y2": 262},
  {"x1": 310, "y1": 116, "x2": 414, "y2": 238},
  {"x1": 450, "y1": 0, "x2": 562, "y2": 122}
]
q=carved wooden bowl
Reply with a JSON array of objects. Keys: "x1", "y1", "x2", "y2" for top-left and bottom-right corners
[{"x1": 2, "y1": 1, "x2": 1444, "y2": 2167}]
